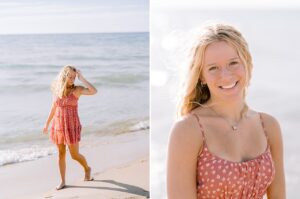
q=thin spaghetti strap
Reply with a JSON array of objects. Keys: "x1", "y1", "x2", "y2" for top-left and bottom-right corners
[
  {"x1": 259, "y1": 112, "x2": 269, "y2": 144},
  {"x1": 192, "y1": 113, "x2": 206, "y2": 142}
]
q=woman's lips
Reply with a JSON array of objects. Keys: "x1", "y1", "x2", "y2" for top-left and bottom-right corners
[{"x1": 219, "y1": 81, "x2": 238, "y2": 89}]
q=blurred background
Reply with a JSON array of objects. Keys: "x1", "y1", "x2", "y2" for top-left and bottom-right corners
[{"x1": 151, "y1": 0, "x2": 300, "y2": 198}]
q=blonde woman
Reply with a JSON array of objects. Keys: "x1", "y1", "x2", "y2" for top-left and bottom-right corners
[
  {"x1": 43, "y1": 66, "x2": 97, "y2": 190},
  {"x1": 167, "y1": 24, "x2": 286, "y2": 198}
]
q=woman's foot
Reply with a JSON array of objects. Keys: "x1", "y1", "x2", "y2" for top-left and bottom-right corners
[
  {"x1": 84, "y1": 167, "x2": 94, "y2": 181},
  {"x1": 56, "y1": 181, "x2": 66, "y2": 190}
]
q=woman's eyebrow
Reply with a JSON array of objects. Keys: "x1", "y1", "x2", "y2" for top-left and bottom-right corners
[
  {"x1": 205, "y1": 57, "x2": 240, "y2": 67},
  {"x1": 205, "y1": 62, "x2": 219, "y2": 67}
]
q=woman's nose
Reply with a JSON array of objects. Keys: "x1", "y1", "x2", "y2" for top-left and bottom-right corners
[{"x1": 220, "y1": 66, "x2": 233, "y2": 77}]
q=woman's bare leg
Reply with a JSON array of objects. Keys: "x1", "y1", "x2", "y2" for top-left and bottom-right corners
[
  {"x1": 56, "y1": 144, "x2": 66, "y2": 189},
  {"x1": 68, "y1": 143, "x2": 93, "y2": 180}
]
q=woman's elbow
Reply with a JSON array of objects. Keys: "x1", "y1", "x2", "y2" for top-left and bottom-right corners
[{"x1": 91, "y1": 88, "x2": 97, "y2": 95}]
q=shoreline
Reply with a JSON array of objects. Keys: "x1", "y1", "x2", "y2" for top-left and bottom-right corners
[
  {"x1": 0, "y1": 118, "x2": 149, "y2": 167},
  {"x1": 28, "y1": 156, "x2": 149, "y2": 199},
  {"x1": 0, "y1": 130, "x2": 149, "y2": 199}
]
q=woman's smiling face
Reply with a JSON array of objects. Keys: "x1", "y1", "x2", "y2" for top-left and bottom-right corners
[{"x1": 201, "y1": 41, "x2": 246, "y2": 101}]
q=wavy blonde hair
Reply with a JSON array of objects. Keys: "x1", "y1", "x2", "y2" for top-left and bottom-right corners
[
  {"x1": 177, "y1": 23, "x2": 253, "y2": 117},
  {"x1": 51, "y1": 65, "x2": 77, "y2": 98}
]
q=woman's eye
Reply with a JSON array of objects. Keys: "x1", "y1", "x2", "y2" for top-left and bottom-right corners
[
  {"x1": 209, "y1": 66, "x2": 217, "y2": 71},
  {"x1": 230, "y1": 61, "x2": 238, "y2": 65}
]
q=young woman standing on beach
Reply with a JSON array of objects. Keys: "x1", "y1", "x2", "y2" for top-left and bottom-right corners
[
  {"x1": 43, "y1": 65, "x2": 97, "y2": 190},
  {"x1": 167, "y1": 24, "x2": 286, "y2": 198}
]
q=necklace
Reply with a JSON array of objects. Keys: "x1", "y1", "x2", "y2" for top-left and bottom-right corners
[{"x1": 210, "y1": 106, "x2": 246, "y2": 131}]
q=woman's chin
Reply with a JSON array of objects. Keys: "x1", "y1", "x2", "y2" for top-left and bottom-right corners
[
  {"x1": 220, "y1": 89, "x2": 244, "y2": 101},
  {"x1": 212, "y1": 87, "x2": 245, "y2": 101}
]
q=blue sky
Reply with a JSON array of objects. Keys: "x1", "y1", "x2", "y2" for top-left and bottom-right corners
[{"x1": 0, "y1": 0, "x2": 148, "y2": 34}]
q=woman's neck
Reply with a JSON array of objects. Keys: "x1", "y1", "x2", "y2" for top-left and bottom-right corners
[
  {"x1": 63, "y1": 85, "x2": 74, "y2": 97},
  {"x1": 207, "y1": 97, "x2": 247, "y2": 122},
  {"x1": 66, "y1": 84, "x2": 74, "y2": 89}
]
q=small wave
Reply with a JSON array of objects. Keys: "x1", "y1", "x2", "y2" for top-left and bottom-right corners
[
  {"x1": 129, "y1": 120, "x2": 149, "y2": 132},
  {"x1": 92, "y1": 118, "x2": 149, "y2": 136},
  {"x1": 0, "y1": 145, "x2": 56, "y2": 166},
  {"x1": 97, "y1": 73, "x2": 148, "y2": 85}
]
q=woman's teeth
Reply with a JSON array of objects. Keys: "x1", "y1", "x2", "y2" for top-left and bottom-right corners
[{"x1": 220, "y1": 82, "x2": 237, "y2": 89}]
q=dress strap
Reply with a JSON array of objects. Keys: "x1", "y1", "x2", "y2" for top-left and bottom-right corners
[
  {"x1": 192, "y1": 113, "x2": 206, "y2": 143},
  {"x1": 259, "y1": 112, "x2": 269, "y2": 144}
]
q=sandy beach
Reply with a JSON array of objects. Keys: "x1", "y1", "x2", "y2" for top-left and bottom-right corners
[{"x1": 0, "y1": 131, "x2": 149, "y2": 199}]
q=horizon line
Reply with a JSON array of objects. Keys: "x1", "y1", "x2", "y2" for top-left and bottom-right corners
[{"x1": 0, "y1": 30, "x2": 149, "y2": 36}]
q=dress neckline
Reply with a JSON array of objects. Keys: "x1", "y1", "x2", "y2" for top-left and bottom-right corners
[
  {"x1": 57, "y1": 93, "x2": 78, "y2": 100},
  {"x1": 69, "y1": 93, "x2": 78, "y2": 99},
  {"x1": 198, "y1": 143, "x2": 271, "y2": 164},
  {"x1": 64, "y1": 92, "x2": 77, "y2": 99}
]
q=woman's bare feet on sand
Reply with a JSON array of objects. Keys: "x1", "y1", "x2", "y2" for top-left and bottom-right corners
[
  {"x1": 56, "y1": 181, "x2": 66, "y2": 190},
  {"x1": 84, "y1": 167, "x2": 94, "y2": 181}
]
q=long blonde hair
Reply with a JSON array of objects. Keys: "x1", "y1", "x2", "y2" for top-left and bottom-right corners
[
  {"x1": 177, "y1": 23, "x2": 253, "y2": 117},
  {"x1": 51, "y1": 65, "x2": 76, "y2": 98}
]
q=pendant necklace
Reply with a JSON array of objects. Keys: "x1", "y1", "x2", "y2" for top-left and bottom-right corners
[{"x1": 210, "y1": 106, "x2": 246, "y2": 132}]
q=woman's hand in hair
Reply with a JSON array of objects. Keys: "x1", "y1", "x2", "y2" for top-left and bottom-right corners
[
  {"x1": 75, "y1": 69, "x2": 97, "y2": 96},
  {"x1": 76, "y1": 69, "x2": 85, "y2": 82}
]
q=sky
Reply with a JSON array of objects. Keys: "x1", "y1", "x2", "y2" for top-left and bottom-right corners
[
  {"x1": 152, "y1": 0, "x2": 300, "y2": 10},
  {"x1": 0, "y1": 0, "x2": 148, "y2": 34}
]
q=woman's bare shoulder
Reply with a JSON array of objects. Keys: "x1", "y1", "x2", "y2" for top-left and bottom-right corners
[
  {"x1": 73, "y1": 85, "x2": 84, "y2": 97},
  {"x1": 74, "y1": 85, "x2": 84, "y2": 92},
  {"x1": 169, "y1": 111, "x2": 205, "y2": 151},
  {"x1": 258, "y1": 112, "x2": 282, "y2": 145},
  {"x1": 172, "y1": 114, "x2": 199, "y2": 135},
  {"x1": 259, "y1": 111, "x2": 279, "y2": 122},
  {"x1": 259, "y1": 112, "x2": 281, "y2": 131}
]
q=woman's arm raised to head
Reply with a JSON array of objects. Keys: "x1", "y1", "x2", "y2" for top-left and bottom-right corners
[
  {"x1": 261, "y1": 113, "x2": 286, "y2": 199},
  {"x1": 76, "y1": 70, "x2": 97, "y2": 96},
  {"x1": 167, "y1": 114, "x2": 204, "y2": 199}
]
